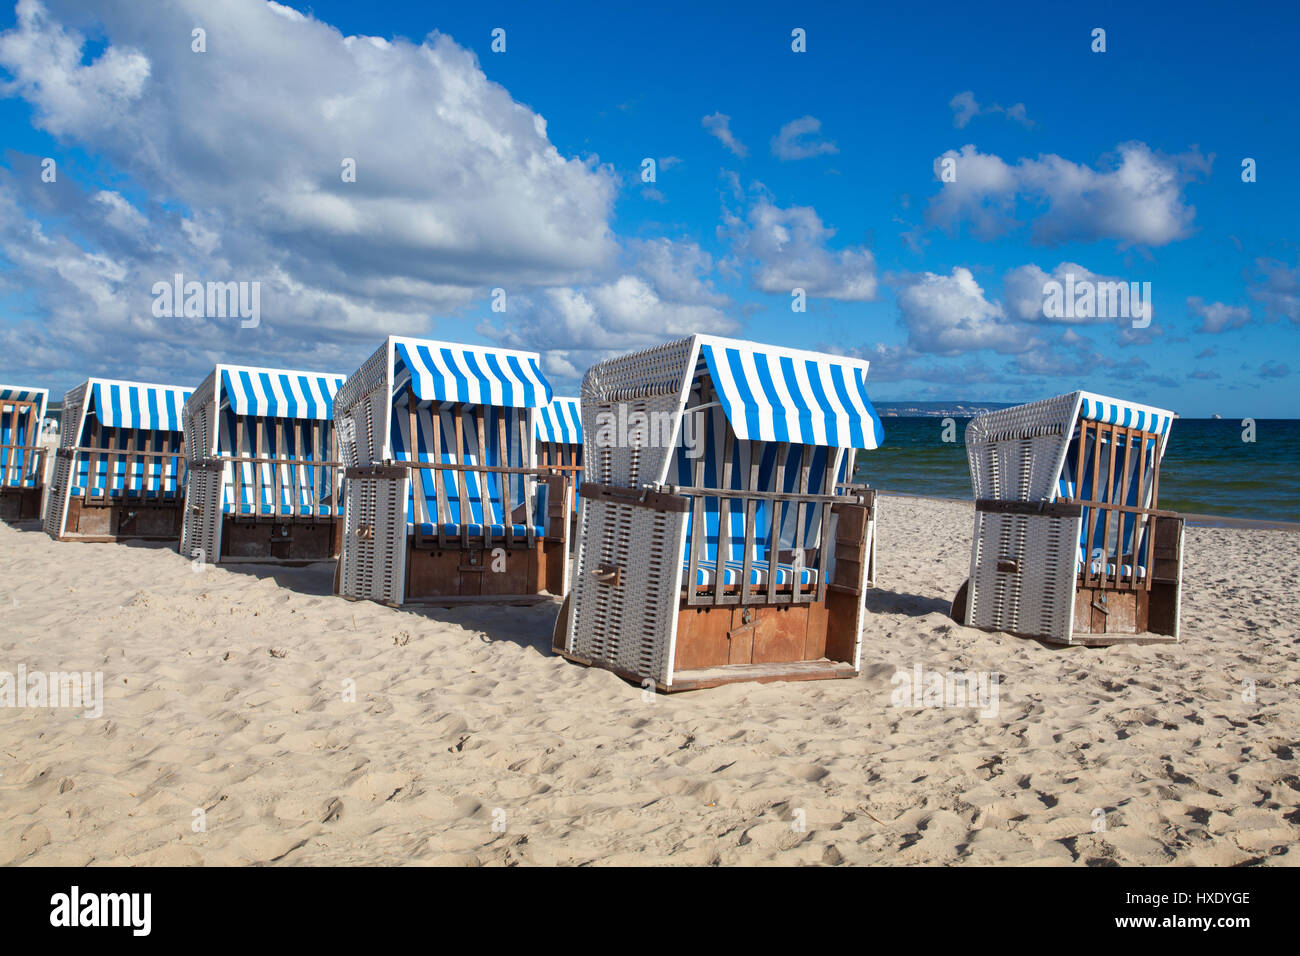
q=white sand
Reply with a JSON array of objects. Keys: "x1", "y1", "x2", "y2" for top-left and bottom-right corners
[{"x1": 1, "y1": 494, "x2": 1297, "y2": 866}]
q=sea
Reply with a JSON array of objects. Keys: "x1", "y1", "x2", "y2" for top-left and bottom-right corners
[{"x1": 854, "y1": 417, "x2": 1300, "y2": 525}]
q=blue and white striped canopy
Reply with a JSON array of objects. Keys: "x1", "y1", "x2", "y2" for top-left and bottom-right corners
[
  {"x1": 90, "y1": 381, "x2": 191, "y2": 431},
  {"x1": 535, "y1": 396, "x2": 582, "y2": 444},
  {"x1": 1078, "y1": 392, "x2": 1174, "y2": 435},
  {"x1": 394, "y1": 339, "x2": 552, "y2": 408},
  {"x1": 219, "y1": 366, "x2": 345, "y2": 420},
  {"x1": 0, "y1": 385, "x2": 48, "y2": 409},
  {"x1": 699, "y1": 339, "x2": 884, "y2": 450}
]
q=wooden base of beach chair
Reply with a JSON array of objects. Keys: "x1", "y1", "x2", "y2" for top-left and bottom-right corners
[
  {"x1": 56, "y1": 498, "x2": 183, "y2": 542},
  {"x1": 219, "y1": 516, "x2": 343, "y2": 564},
  {"x1": 952, "y1": 574, "x2": 1181, "y2": 646},
  {"x1": 402, "y1": 537, "x2": 566, "y2": 603},
  {"x1": 554, "y1": 590, "x2": 863, "y2": 692},
  {"x1": 672, "y1": 592, "x2": 862, "y2": 674},
  {"x1": 0, "y1": 485, "x2": 42, "y2": 522}
]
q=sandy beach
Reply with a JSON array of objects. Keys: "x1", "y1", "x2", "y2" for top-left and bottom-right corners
[{"x1": 1, "y1": 493, "x2": 1297, "y2": 866}]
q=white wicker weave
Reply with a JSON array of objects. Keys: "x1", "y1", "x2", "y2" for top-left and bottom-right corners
[
  {"x1": 42, "y1": 382, "x2": 87, "y2": 538},
  {"x1": 963, "y1": 390, "x2": 1180, "y2": 644}
]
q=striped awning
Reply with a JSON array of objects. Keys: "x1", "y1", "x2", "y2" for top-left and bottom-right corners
[
  {"x1": 0, "y1": 385, "x2": 48, "y2": 407},
  {"x1": 1079, "y1": 392, "x2": 1174, "y2": 436},
  {"x1": 394, "y1": 340, "x2": 552, "y2": 408},
  {"x1": 90, "y1": 381, "x2": 191, "y2": 431},
  {"x1": 535, "y1": 396, "x2": 582, "y2": 444},
  {"x1": 700, "y1": 340, "x2": 884, "y2": 449},
  {"x1": 220, "y1": 367, "x2": 345, "y2": 420}
]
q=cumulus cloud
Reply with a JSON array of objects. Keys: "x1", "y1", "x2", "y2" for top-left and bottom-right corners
[
  {"x1": 0, "y1": 0, "x2": 619, "y2": 382},
  {"x1": 477, "y1": 237, "x2": 738, "y2": 390},
  {"x1": 1186, "y1": 296, "x2": 1251, "y2": 333},
  {"x1": 948, "y1": 90, "x2": 1033, "y2": 129},
  {"x1": 928, "y1": 142, "x2": 1209, "y2": 247},
  {"x1": 1004, "y1": 261, "x2": 1148, "y2": 325},
  {"x1": 702, "y1": 111, "x2": 748, "y2": 157},
  {"x1": 770, "y1": 116, "x2": 838, "y2": 161},
  {"x1": 893, "y1": 267, "x2": 1028, "y2": 355},
  {"x1": 723, "y1": 195, "x2": 877, "y2": 300}
]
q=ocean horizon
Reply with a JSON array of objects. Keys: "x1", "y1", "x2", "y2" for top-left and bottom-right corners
[{"x1": 855, "y1": 416, "x2": 1300, "y2": 525}]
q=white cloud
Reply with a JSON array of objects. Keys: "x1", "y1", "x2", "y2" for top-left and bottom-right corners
[
  {"x1": 1004, "y1": 262, "x2": 1141, "y2": 324},
  {"x1": 1186, "y1": 296, "x2": 1251, "y2": 333},
  {"x1": 702, "y1": 111, "x2": 748, "y2": 158},
  {"x1": 894, "y1": 267, "x2": 1030, "y2": 355},
  {"x1": 928, "y1": 142, "x2": 1209, "y2": 247},
  {"x1": 723, "y1": 195, "x2": 877, "y2": 300},
  {"x1": 949, "y1": 90, "x2": 1033, "y2": 129},
  {"x1": 0, "y1": 0, "x2": 620, "y2": 382},
  {"x1": 770, "y1": 116, "x2": 838, "y2": 161}
]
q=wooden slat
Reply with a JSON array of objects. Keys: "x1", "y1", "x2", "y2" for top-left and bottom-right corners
[
  {"x1": 815, "y1": 451, "x2": 837, "y2": 603},
  {"x1": 740, "y1": 443, "x2": 759, "y2": 605},
  {"x1": 767, "y1": 442, "x2": 787, "y2": 604},
  {"x1": 1147, "y1": 434, "x2": 1161, "y2": 593},
  {"x1": 1118, "y1": 428, "x2": 1134, "y2": 588},
  {"x1": 431, "y1": 403, "x2": 448, "y2": 549},
  {"x1": 499, "y1": 409, "x2": 514, "y2": 548},
  {"x1": 520, "y1": 409, "x2": 535, "y2": 547},
  {"x1": 233, "y1": 418, "x2": 244, "y2": 514},
  {"x1": 407, "y1": 387, "x2": 426, "y2": 528},
  {"x1": 1099, "y1": 423, "x2": 1117, "y2": 589},
  {"x1": 123, "y1": 428, "x2": 138, "y2": 500},
  {"x1": 253, "y1": 416, "x2": 265, "y2": 514},
  {"x1": 714, "y1": 426, "x2": 734, "y2": 605},
  {"x1": 475, "y1": 403, "x2": 489, "y2": 538},
  {"x1": 86, "y1": 421, "x2": 102, "y2": 501},
  {"x1": 687, "y1": 426, "x2": 706, "y2": 606},
  {"x1": 454, "y1": 407, "x2": 470, "y2": 549},
  {"x1": 1085, "y1": 421, "x2": 1103, "y2": 588}
]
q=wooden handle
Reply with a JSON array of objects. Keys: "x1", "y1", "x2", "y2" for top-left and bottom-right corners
[{"x1": 589, "y1": 564, "x2": 622, "y2": 587}]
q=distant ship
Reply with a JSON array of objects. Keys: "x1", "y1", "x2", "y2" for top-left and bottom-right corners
[{"x1": 1212, "y1": 414, "x2": 1222, "y2": 419}]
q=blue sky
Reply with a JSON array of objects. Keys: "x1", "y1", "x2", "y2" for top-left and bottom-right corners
[{"x1": 0, "y1": 0, "x2": 1297, "y2": 415}]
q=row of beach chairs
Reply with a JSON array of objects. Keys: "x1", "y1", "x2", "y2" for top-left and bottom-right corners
[{"x1": 1, "y1": 333, "x2": 1185, "y2": 691}]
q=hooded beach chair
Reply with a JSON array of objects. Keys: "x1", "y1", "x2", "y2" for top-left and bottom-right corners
[
  {"x1": 0, "y1": 384, "x2": 49, "y2": 522},
  {"x1": 180, "y1": 364, "x2": 346, "y2": 565},
  {"x1": 44, "y1": 378, "x2": 191, "y2": 541},
  {"x1": 553, "y1": 334, "x2": 884, "y2": 691},
  {"x1": 333, "y1": 336, "x2": 569, "y2": 605},
  {"x1": 535, "y1": 395, "x2": 583, "y2": 525},
  {"x1": 953, "y1": 391, "x2": 1184, "y2": 645}
]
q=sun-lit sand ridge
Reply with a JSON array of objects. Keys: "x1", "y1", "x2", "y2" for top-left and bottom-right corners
[{"x1": 1, "y1": 494, "x2": 1297, "y2": 865}]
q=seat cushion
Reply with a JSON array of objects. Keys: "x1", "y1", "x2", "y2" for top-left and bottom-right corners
[
  {"x1": 684, "y1": 557, "x2": 818, "y2": 589},
  {"x1": 70, "y1": 485, "x2": 178, "y2": 500},
  {"x1": 1078, "y1": 547, "x2": 1147, "y2": 579},
  {"x1": 409, "y1": 521, "x2": 545, "y2": 539},
  {"x1": 223, "y1": 502, "x2": 335, "y2": 517}
]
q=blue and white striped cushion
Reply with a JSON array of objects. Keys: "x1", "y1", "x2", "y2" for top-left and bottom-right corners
[{"x1": 684, "y1": 558, "x2": 819, "y2": 589}]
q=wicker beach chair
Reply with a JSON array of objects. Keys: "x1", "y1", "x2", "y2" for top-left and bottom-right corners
[
  {"x1": 0, "y1": 385, "x2": 50, "y2": 522},
  {"x1": 333, "y1": 336, "x2": 569, "y2": 605},
  {"x1": 44, "y1": 379, "x2": 192, "y2": 542},
  {"x1": 553, "y1": 334, "x2": 884, "y2": 691},
  {"x1": 953, "y1": 391, "x2": 1184, "y2": 645},
  {"x1": 535, "y1": 395, "x2": 583, "y2": 525},
  {"x1": 180, "y1": 365, "x2": 347, "y2": 565}
]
